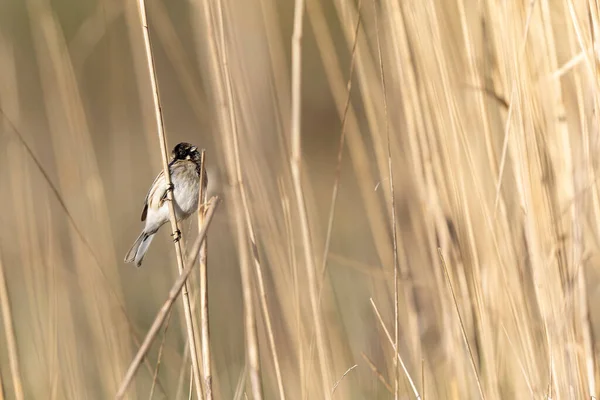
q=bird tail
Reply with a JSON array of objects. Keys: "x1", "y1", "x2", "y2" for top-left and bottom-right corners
[{"x1": 124, "y1": 231, "x2": 155, "y2": 267}]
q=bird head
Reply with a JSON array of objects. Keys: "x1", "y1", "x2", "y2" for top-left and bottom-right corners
[{"x1": 171, "y1": 142, "x2": 202, "y2": 164}]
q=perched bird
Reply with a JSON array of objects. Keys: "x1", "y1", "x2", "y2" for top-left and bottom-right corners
[{"x1": 124, "y1": 142, "x2": 206, "y2": 267}]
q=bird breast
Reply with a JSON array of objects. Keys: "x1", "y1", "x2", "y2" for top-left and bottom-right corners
[{"x1": 171, "y1": 161, "x2": 200, "y2": 219}]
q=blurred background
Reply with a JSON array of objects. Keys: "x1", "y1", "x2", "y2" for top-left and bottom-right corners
[{"x1": 2, "y1": 0, "x2": 600, "y2": 399}]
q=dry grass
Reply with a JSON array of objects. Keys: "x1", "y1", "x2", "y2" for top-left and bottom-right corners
[
  {"x1": 134, "y1": 0, "x2": 203, "y2": 397},
  {"x1": 2, "y1": 0, "x2": 600, "y2": 399},
  {"x1": 198, "y1": 150, "x2": 213, "y2": 399},
  {"x1": 115, "y1": 196, "x2": 220, "y2": 399}
]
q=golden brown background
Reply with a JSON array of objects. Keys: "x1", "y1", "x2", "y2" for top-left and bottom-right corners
[{"x1": 1, "y1": 0, "x2": 600, "y2": 399}]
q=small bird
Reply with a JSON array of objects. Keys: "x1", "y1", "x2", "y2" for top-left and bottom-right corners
[{"x1": 124, "y1": 142, "x2": 206, "y2": 267}]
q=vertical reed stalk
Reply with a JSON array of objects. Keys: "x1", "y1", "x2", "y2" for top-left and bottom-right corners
[
  {"x1": 371, "y1": 2, "x2": 400, "y2": 398},
  {"x1": 214, "y1": 2, "x2": 286, "y2": 398},
  {"x1": 198, "y1": 150, "x2": 213, "y2": 399},
  {"x1": 290, "y1": 0, "x2": 332, "y2": 398},
  {"x1": 135, "y1": 0, "x2": 202, "y2": 397},
  {"x1": 193, "y1": 0, "x2": 263, "y2": 397},
  {"x1": 0, "y1": 252, "x2": 24, "y2": 400}
]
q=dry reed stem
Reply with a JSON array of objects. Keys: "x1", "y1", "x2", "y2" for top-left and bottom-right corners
[
  {"x1": 6, "y1": 0, "x2": 600, "y2": 397},
  {"x1": 331, "y1": 364, "x2": 357, "y2": 396},
  {"x1": 371, "y1": 2, "x2": 400, "y2": 398},
  {"x1": 360, "y1": 353, "x2": 393, "y2": 393},
  {"x1": 135, "y1": 0, "x2": 203, "y2": 397},
  {"x1": 189, "y1": 366, "x2": 194, "y2": 400},
  {"x1": 437, "y1": 249, "x2": 485, "y2": 399},
  {"x1": 456, "y1": 0, "x2": 496, "y2": 182},
  {"x1": 564, "y1": 3, "x2": 597, "y2": 396},
  {"x1": 233, "y1": 361, "x2": 249, "y2": 400},
  {"x1": 306, "y1": 0, "x2": 392, "y2": 290},
  {"x1": 214, "y1": 1, "x2": 286, "y2": 395},
  {"x1": 149, "y1": 310, "x2": 173, "y2": 399},
  {"x1": 319, "y1": 0, "x2": 361, "y2": 281},
  {"x1": 235, "y1": 220, "x2": 262, "y2": 400},
  {"x1": 578, "y1": 264, "x2": 597, "y2": 399},
  {"x1": 147, "y1": 1, "x2": 208, "y2": 124},
  {"x1": 1, "y1": 108, "x2": 167, "y2": 395},
  {"x1": 279, "y1": 183, "x2": 306, "y2": 398},
  {"x1": 421, "y1": 359, "x2": 424, "y2": 400},
  {"x1": 290, "y1": 0, "x2": 332, "y2": 397},
  {"x1": 383, "y1": 1, "x2": 440, "y2": 321},
  {"x1": 493, "y1": 0, "x2": 536, "y2": 215},
  {"x1": 194, "y1": 0, "x2": 263, "y2": 397},
  {"x1": 115, "y1": 197, "x2": 221, "y2": 399},
  {"x1": 4, "y1": 91, "x2": 152, "y2": 392},
  {"x1": 25, "y1": 1, "x2": 133, "y2": 394},
  {"x1": 198, "y1": 150, "x2": 213, "y2": 399},
  {"x1": 313, "y1": 13, "x2": 363, "y2": 378},
  {"x1": 331, "y1": 0, "x2": 390, "y2": 208},
  {"x1": 175, "y1": 342, "x2": 191, "y2": 399},
  {"x1": 0, "y1": 252, "x2": 24, "y2": 400},
  {"x1": 180, "y1": 234, "x2": 205, "y2": 397},
  {"x1": 305, "y1": 5, "x2": 401, "y2": 365},
  {"x1": 0, "y1": 111, "x2": 95, "y2": 268},
  {"x1": 124, "y1": 1, "x2": 163, "y2": 168},
  {"x1": 0, "y1": 38, "x2": 29, "y2": 393},
  {"x1": 369, "y1": 298, "x2": 421, "y2": 400},
  {"x1": 500, "y1": 323, "x2": 534, "y2": 397},
  {"x1": 0, "y1": 36, "x2": 29, "y2": 399},
  {"x1": 305, "y1": 18, "x2": 403, "y2": 385}
]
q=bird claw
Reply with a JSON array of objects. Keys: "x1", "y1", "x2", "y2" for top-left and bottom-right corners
[
  {"x1": 171, "y1": 229, "x2": 182, "y2": 242},
  {"x1": 162, "y1": 183, "x2": 175, "y2": 203}
]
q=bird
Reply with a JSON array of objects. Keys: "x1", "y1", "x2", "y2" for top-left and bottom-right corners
[{"x1": 124, "y1": 142, "x2": 207, "y2": 267}]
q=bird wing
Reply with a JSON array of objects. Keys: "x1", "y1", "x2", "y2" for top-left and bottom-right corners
[{"x1": 141, "y1": 169, "x2": 169, "y2": 221}]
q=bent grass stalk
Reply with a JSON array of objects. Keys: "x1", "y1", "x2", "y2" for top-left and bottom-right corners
[{"x1": 115, "y1": 197, "x2": 221, "y2": 399}]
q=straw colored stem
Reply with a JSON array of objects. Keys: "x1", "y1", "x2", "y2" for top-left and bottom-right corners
[
  {"x1": 198, "y1": 150, "x2": 213, "y2": 399},
  {"x1": 319, "y1": 0, "x2": 362, "y2": 281},
  {"x1": 135, "y1": 0, "x2": 203, "y2": 398},
  {"x1": 361, "y1": 353, "x2": 393, "y2": 394},
  {"x1": 290, "y1": 0, "x2": 332, "y2": 398},
  {"x1": 115, "y1": 197, "x2": 221, "y2": 399},
  {"x1": 0, "y1": 252, "x2": 24, "y2": 400},
  {"x1": 437, "y1": 249, "x2": 485, "y2": 399},
  {"x1": 369, "y1": 298, "x2": 421, "y2": 400},
  {"x1": 331, "y1": 364, "x2": 357, "y2": 396},
  {"x1": 280, "y1": 186, "x2": 305, "y2": 398},
  {"x1": 175, "y1": 342, "x2": 191, "y2": 400},
  {"x1": 213, "y1": 2, "x2": 286, "y2": 398},
  {"x1": 194, "y1": 0, "x2": 263, "y2": 397},
  {"x1": 371, "y1": 2, "x2": 400, "y2": 398},
  {"x1": 421, "y1": 359, "x2": 425, "y2": 400},
  {"x1": 2, "y1": 106, "x2": 168, "y2": 398},
  {"x1": 149, "y1": 310, "x2": 173, "y2": 400}
]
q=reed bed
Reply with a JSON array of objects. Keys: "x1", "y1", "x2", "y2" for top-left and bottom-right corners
[{"x1": 1, "y1": 0, "x2": 600, "y2": 399}]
